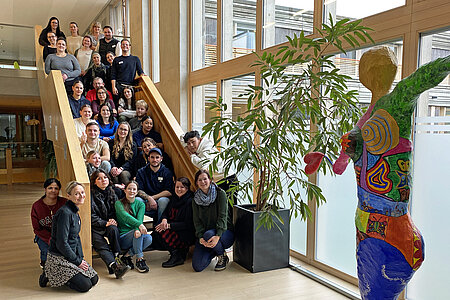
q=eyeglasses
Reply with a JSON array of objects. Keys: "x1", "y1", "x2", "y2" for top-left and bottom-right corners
[{"x1": 98, "y1": 92, "x2": 106, "y2": 95}]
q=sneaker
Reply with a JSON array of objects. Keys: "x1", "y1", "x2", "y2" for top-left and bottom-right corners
[
  {"x1": 121, "y1": 255, "x2": 134, "y2": 270},
  {"x1": 214, "y1": 253, "x2": 229, "y2": 271},
  {"x1": 111, "y1": 262, "x2": 130, "y2": 279},
  {"x1": 39, "y1": 270, "x2": 48, "y2": 287},
  {"x1": 162, "y1": 250, "x2": 184, "y2": 268},
  {"x1": 135, "y1": 258, "x2": 149, "y2": 273}
]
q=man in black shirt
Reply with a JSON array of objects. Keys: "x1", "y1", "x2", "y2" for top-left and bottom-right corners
[
  {"x1": 111, "y1": 39, "x2": 144, "y2": 97},
  {"x1": 97, "y1": 26, "x2": 121, "y2": 65}
]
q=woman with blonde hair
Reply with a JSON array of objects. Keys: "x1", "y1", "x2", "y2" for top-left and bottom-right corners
[
  {"x1": 41, "y1": 181, "x2": 98, "y2": 292},
  {"x1": 109, "y1": 121, "x2": 137, "y2": 184},
  {"x1": 88, "y1": 21, "x2": 104, "y2": 50}
]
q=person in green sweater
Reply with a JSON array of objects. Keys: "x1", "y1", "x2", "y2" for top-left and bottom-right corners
[
  {"x1": 192, "y1": 169, "x2": 234, "y2": 272},
  {"x1": 115, "y1": 181, "x2": 152, "y2": 273}
]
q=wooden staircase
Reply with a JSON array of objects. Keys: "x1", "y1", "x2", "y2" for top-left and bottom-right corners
[{"x1": 34, "y1": 25, "x2": 197, "y2": 262}]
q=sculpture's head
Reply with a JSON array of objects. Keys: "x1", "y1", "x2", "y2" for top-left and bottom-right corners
[
  {"x1": 304, "y1": 46, "x2": 399, "y2": 175},
  {"x1": 359, "y1": 46, "x2": 398, "y2": 104}
]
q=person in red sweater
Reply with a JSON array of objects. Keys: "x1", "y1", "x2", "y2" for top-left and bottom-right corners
[{"x1": 31, "y1": 178, "x2": 67, "y2": 268}]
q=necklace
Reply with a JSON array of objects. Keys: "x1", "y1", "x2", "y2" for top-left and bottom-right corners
[{"x1": 44, "y1": 198, "x2": 58, "y2": 216}]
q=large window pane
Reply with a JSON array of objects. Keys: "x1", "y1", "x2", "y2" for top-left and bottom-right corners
[
  {"x1": 407, "y1": 29, "x2": 450, "y2": 300},
  {"x1": 222, "y1": 74, "x2": 254, "y2": 120},
  {"x1": 222, "y1": 0, "x2": 256, "y2": 62},
  {"x1": 192, "y1": 0, "x2": 218, "y2": 70},
  {"x1": 324, "y1": 0, "x2": 405, "y2": 23},
  {"x1": 0, "y1": 24, "x2": 36, "y2": 69},
  {"x1": 263, "y1": 0, "x2": 314, "y2": 49},
  {"x1": 315, "y1": 41, "x2": 403, "y2": 277},
  {"x1": 192, "y1": 82, "x2": 217, "y2": 132}
]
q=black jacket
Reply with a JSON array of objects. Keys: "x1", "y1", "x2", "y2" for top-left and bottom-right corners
[
  {"x1": 91, "y1": 186, "x2": 118, "y2": 235},
  {"x1": 48, "y1": 200, "x2": 83, "y2": 266},
  {"x1": 160, "y1": 191, "x2": 195, "y2": 244}
]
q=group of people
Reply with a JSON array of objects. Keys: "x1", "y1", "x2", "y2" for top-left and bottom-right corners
[
  {"x1": 41, "y1": 16, "x2": 144, "y2": 122},
  {"x1": 34, "y1": 16, "x2": 238, "y2": 294},
  {"x1": 31, "y1": 129, "x2": 237, "y2": 292}
]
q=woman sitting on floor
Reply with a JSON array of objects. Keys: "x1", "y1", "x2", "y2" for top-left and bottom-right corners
[
  {"x1": 191, "y1": 169, "x2": 234, "y2": 272},
  {"x1": 115, "y1": 181, "x2": 152, "y2": 273},
  {"x1": 152, "y1": 177, "x2": 195, "y2": 267},
  {"x1": 90, "y1": 169, "x2": 129, "y2": 279},
  {"x1": 42, "y1": 181, "x2": 98, "y2": 292}
]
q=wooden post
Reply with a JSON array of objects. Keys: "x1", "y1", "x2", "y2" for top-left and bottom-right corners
[{"x1": 6, "y1": 148, "x2": 13, "y2": 186}]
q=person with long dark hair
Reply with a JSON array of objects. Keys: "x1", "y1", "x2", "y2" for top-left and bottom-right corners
[
  {"x1": 91, "y1": 86, "x2": 116, "y2": 117},
  {"x1": 31, "y1": 178, "x2": 67, "y2": 269},
  {"x1": 132, "y1": 115, "x2": 163, "y2": 149},
  {"x1": 109, "y1": 122, "x2": 137, "y2": 184},
  {"x1": 90, "y1": 169, "x2": 129, "y2": 279},
  {"x1": 96, "y1": 103, "x2": 119, "y2": 141},
  {"x1": 39, "y1": 17, "x2": 66, "y2": 46},
  {"x1": 117, "y1": 86, "x2": 136, "y2": 122},
  {"x1": 191, "y1": 170, "x2": 234, "y2": 272},
  {"x1": 42, "y1": 181, "x2": 98, "y2": 292},
  {"x1": 152, "y1": 177, "x2": 195, "y2": 267},
  {"x1": 115, "y1": 181, "x2": 152, "y2": 272}
]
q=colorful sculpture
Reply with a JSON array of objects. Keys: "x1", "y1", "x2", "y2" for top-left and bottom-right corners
[{"x1": 305, "y1": 46, "x2": 450, "y2": 299}]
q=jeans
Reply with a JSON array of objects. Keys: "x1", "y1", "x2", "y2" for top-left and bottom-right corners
[
  {"x1": 119, "y1": 230, "x2": 152, "y2": 259},
  {"x1": 138, "y1": 196, "x2": 170, "y2": 224},
  {"x1": 100, "y1": 161, "x2": 111, "y2": 173},
  {"x1": 192, "y1": 229, "x2": 234, "y2": 272},
  {"x1": 34, "y1": 235, "x2": 49, "y2": 263}
]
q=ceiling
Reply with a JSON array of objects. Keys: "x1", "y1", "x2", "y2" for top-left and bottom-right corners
[{"x1": 0, "y1": 0, "x2": 112, "y2": 65}]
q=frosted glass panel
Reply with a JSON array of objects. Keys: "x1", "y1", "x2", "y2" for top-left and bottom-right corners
[
  {"x1": 407, "y1": 117, "x2": 450, "y2": 300},
  {"x1": 316, "y1": 166, "x2": 358, "y2": 276}
]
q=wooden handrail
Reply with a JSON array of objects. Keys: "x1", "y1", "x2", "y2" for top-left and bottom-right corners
[
  {"x1": 34, "y1": 25, "x2": 92, "y2": 263},
  {"x1": 136, "y1": 76, "x2": 198, "y2": 184}
]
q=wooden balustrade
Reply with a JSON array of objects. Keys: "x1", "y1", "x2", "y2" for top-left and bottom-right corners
[{"x1": 34, "y1": 25, "x2": 92, "y2": 263}]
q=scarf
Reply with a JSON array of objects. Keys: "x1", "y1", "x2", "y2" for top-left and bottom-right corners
[{"x1": 194, "y1": 182, "x2": 217, "y2": 206}]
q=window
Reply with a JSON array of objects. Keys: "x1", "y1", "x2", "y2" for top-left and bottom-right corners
[
  {"x1": 324, "y1": 0, "x2": 405, "y2": 23},
  {"x1": 192, "y1": 82, "x2": 217, "y2": 132},
  {"x1": 407, "y1": 28, "x2": 450, "y2": 300},
  {"x1": 263, "y1": 0, "x2": 314, "y2": 49},
  {"x1": 222, "y1": 0, "x2": 257, "y2": 62},
  {"x1": 192, "y1": 0, "x2": 218, "y2": 70}
]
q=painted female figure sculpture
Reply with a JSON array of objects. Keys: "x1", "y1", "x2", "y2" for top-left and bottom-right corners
[{"x1": 306, "y1": 46, "x2": 450, "y2": 299}]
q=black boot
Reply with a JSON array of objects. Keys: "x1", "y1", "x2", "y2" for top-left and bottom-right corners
[
  {"x1": 111, "y1": 261, "x2": 130, "y2": 279},
  {"x1": 39, "y1": 270, "x2": 48, "y2": 287},
  {"x1": 162, "y1": 250, "x2": 185, "y2": 268}
]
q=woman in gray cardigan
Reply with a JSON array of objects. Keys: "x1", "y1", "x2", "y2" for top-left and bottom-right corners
[{"x1": 45, "y1": 37, "x2": 81, "y2": 94}]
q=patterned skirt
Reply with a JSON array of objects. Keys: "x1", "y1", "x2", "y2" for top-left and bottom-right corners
[{"x1": 45, "y1": 252, "x2": 97, "y2": 287}]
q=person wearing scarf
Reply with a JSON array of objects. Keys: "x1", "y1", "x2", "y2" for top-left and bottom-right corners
[
  {"x1": 84, "y1": 52, "x2": 108, "y2": 91},
  {"x1": 191, "y1": 170, "x2": 234, "y2": 272},
  {"x1": 152, "y1": 177, "x2": 195, "y2": 267}
]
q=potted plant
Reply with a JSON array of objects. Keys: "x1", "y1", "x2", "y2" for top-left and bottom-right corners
[{"x1": 202, "y1": 16, "x2": 373, "y2": 273}]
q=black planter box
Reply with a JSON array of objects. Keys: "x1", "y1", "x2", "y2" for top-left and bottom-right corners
[{"x1": 233, "y1": 204, "x2": 290, "y2": 273}]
